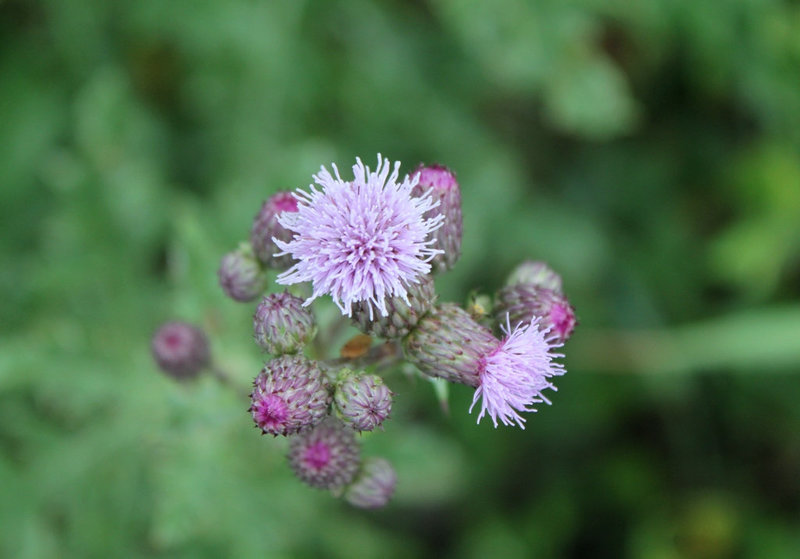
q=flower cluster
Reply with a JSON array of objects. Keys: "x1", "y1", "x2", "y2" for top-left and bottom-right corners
[{"x1": 153, "y1": 155, "x2": 575, "y2": 509}]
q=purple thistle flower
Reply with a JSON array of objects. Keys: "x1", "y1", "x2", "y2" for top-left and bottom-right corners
[
  {"x1": 274, "y1": 155, "x2": 444, "y2": 319},
  {"x1": 470, "y1": 316, "x2": 565, "y2": 429}
]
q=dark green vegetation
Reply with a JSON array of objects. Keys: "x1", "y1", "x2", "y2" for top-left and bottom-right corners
[{"x1": 2, "y1": 1, "x2": 799, "y2": 557}]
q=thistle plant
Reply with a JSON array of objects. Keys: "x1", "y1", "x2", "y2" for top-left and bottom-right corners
[{"x1": 151, "y1": 154, "x2": 576, "y2": 508}]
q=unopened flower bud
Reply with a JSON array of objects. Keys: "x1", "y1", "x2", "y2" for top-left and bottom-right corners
[
  {"x1": 251, "y1": 191, "x2": 299, "y2": 270},
  {"x1": 351, "y1": 276, "x2": 436, "y2": 339},
  {"x1": 466, "y1": 293, "x2": 493, "y2": 321},
  {"x1": 495, "y1": 284, "x2": 576, "y2": 343},
  {"x1": 403, "y1": 303, "x2": 497, "y2": 386},
  {"x1": 506, "y1": 260, "x2": 563, "y2": 293},
  {"x1": 288, "y1": 417, "x2": 360, "y2": 491},
  {"x1": 253, "y1": 291, "x2": 316, "y2": 355},
  {"x1": 218, "y1": 243, "x2": 266, "y2": 302},
  {"x1": 249, "y1": 355, "x2": 331, "y2": 436},
  {"x1": 334, "y1": 370, "x2": 393, "y2": 432},
  {"x1": 151, "y1": 321, "x2": 210, "y2": 379},
  {"x1": 345, "y1": 457, "x2": 397, "y2": 509},
  {"x1": 412, "y1": 164, "x2": 462, "y2": 273}
]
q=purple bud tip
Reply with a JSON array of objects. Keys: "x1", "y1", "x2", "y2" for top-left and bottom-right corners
[
  {"x1": 251, "y1": 191, "x2": 300, "y2": 270},
  {"x1": 251, "y1": 393, "x2": 289, "y2": 432},
  {"x1": 548, "y1": 300, "x2": 577, "y2": 342},
  {"x1": 411, "y1": 163, "x2": 462, "y2": 273},
  {"x1": 303, "y1": 442, "x2": 332, "y2": 470},
  {"x1": 413, "y1": 164, "x2": 458, "y2": 191},
  {"x1": 288, "y1": 418, "x2": 361, "y2": 490},
  {"x1": 495, "y1": 284, "x2": 576, "y2": 344},
  {"x1": 271, "y1": 192, "x2": 299, "y2": 212},
  {"x1": 250, "y1": 355, "x2": 331, "y2": 436},
  {"x1": 151, "y1": 321, "x2": 210, "y2": 380}
]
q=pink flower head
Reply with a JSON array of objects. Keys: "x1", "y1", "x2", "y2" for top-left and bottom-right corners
[
  {"x1": 274, "y1": 155, "x2": 444, "y2": 318},
  {"x1": 470, "y1": 315, "x2": 566, "y2": 428}
]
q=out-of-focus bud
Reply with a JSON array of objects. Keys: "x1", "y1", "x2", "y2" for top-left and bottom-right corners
[
  {"x1": 151, "y1": 321, "x2": 210, "y2": 380},
  {"x1": 218, "y1": 243, "x2": 266, "y2": 302},
  {"x1": 253, "y1": 291, "x2": 316, "y2": 355},
  {"x1": 351, "y1": 276, "x2": 436, "y2": 339},
  {"x1": 466, "y1": 292, "x2": 493, "y2": 321},
  {"x1": 250, "y1": 191, "x2": 299, "y2": 270},
  {"x1": 344, "y1": 457, "x2": 397, "y2": 509},
  {"x1": 494, "y1": 284, "x2": 576, "y2": 344},
  {"x1": 412, "y1": 164, "x2": 462, "y2": 273},
  {"x1": 333, "y1": 370, "x2": 393, "y2": 432},
  {"x1": 505, "y1": 260, "x2": 563, "y2": 293},
  {"x1": 249, "y1": 355, "x2": 331, "y2": 436},
  {"x1": 403, "y1": 303, "x2": 497, "y2": 387},
  {"x1": 288, "y1": 417, "x2": 360, "y2": 491}
]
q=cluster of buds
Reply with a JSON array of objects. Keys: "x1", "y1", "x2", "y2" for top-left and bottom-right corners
[
  {"x1": 245, "y1": 290, "x2": 396, "y2": 506},
  {"x1": 153, "y1": 155, "x2": 576, "y2": 509}
]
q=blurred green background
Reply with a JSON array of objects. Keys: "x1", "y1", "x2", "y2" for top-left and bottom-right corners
[{"x1": 2, "y1": 0, "x2": 800, "y2": 557}]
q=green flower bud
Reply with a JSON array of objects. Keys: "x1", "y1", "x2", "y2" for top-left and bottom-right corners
[
  {"x1": 345, "y1": 457, "x2": 397, "y2": 509},
  {"x1": 505, "y1": 260, "x2": 563, "y2": 293},
  {"x1": 403, "y1": 303, "x2": 497, "y2": 386},
  {"x1": 253, "y1": 291, "x2": 316, "y2": 355},
  {"x1": 351, "y1": 276, "x2": 436, "y2": 339},
  {"x1": 218, "y1": 242, "x2": 266, "y2": 302},
  {"x1": 333, "y1": 370, "x2": 392, "y2": 432}
]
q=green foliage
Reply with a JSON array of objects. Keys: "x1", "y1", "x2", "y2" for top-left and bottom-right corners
[{"x1": 2, "y1": 0, "x2": 800, "y2": 557}]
